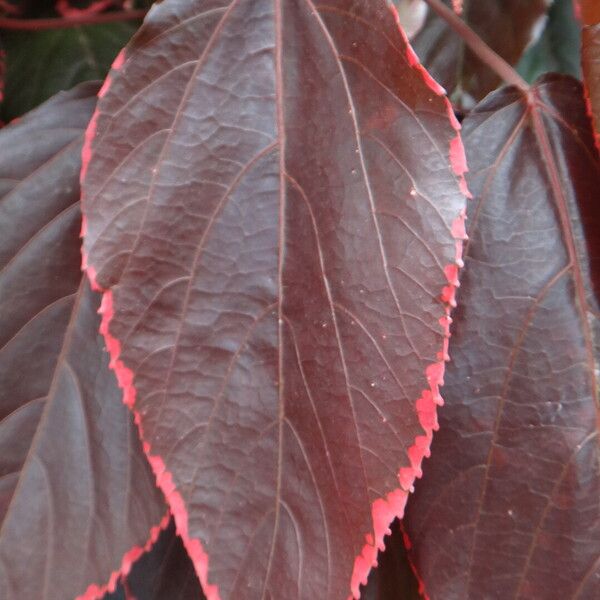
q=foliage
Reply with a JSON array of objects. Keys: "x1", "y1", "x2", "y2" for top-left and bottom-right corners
[
  {"x1": 0, "y1": 1, "x2": 598, "y2": 599},
  {"x1": 516, "y1": 0, "x2": 582, "y2": 83}
]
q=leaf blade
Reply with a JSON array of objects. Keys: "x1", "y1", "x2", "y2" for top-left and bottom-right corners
[
  {"x1": 0, "y1": 84, "x2": 167, "y2": 600},
  {"x1": 82, "y1": 0, "x2": 468, "y2": 598},
  {"x1": 403, "y1": 74, "x2": 600, "y2": 599}
]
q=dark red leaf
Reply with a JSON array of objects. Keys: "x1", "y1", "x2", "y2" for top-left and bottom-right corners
[
  {"x1": 80, "y1": 1, "x2": 468, "y2": 597},
  {"x1": 404, "y1": 74, "x2": 600, "y2": 599},
  {"x1": 412, "y1": 0, "x2": 549, "y2": 106},
  {"x1": 0, "y1": 83, "x2": 167, "y2": 600}
]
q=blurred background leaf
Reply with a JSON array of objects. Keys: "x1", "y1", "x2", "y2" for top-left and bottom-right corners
[
  {"x1": 0, "y1": 0, "x2": 151, "y2": 121},
  {"x1": 0, "y1": 22, "x2": 136, "y2": 120},
  {"x1": 408, "y1": 0, "x2": 550, "y2": 109},
  {"x1": 517, "y1": 0, "x2": 582, "y2": 83}
]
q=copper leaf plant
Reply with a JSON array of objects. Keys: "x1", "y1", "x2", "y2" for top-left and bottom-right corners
[{"x1": 0, "y1": 1, "x2": 597, "y2": 599}]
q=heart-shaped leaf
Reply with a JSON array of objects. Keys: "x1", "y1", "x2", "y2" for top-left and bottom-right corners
[
  {"x1": 81, "y1": 1, "x2": 468, "y2": 597},
  {"x1": 404, "y1": 75, "x2": 600, "y2": 599},
  {"x1": 0, "y1": 83, "x2": 167, "y2": 600}
]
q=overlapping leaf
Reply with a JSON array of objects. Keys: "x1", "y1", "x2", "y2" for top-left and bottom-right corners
[
  {"x1": 81, "y1": 0, "x2": 467, "y2": 598},
  {"x1": 0, "y1": 83, "x2": 166, "y2": 600},
  {"x1": 104, "y1": 520, "x2": 204, "y2": 600},
  {"x1": 361, "y1": 520, "x2": 421, "y2": 600},
  {"x1": 404, "y1": 75, "x2": 600, "y2": 599},
  {"x1": 412, "y1": 0, "x2": 550, "y2": 106}
]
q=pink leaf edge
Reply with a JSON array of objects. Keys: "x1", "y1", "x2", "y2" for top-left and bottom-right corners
[
  {"x1": 74, "y1": 511, "x2": 171, "y2": 600},
  {"x1": 80, "y1": 6, "x2": 471, "y2": 599},
  {"x1": 582, "y1": 64, "x2": 600, "y2": 153}
]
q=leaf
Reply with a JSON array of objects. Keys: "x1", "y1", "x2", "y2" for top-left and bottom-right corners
[
  {"x1": 103, "y1": 522, "x2": 421, "y2": 600},
  {"x1": 403, "y1": 74, "x2": 600, "y2": 599},
  {"x1": 517, "y1": 0, "x2": 581, "y2": 84},
  {"x1": 103, "y1": 519, "x2": 205, "y2": 600},
  {"x1": 412, "y1": 0, "x2": 550, "y2": 107},
  {"x1": 80, "y1": 0, "x2": 468, "y2": 598},
  {"x1": 361, "y1": 520, "x2": 421, "y2": 600},
  {"x1": 0, "y1": 83, "x2": 167, "y2": 600},
  {"x1": 0, "y1": 21, "x2": 138, "y2": 121}
]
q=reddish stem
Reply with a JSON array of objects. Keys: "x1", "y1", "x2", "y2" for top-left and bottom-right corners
[
  {"x1": 422, "y1": 0, "x2": 530, "y2": 92},
  {"x1": 0, "y1": 9, "x2": 146, "y2": 30},
  {"x1": 0, "y1": 0, "x2": 19, "y2": 16}
]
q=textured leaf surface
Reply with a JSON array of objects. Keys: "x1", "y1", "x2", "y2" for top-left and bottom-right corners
[
  {"x1": 0, "y1": 22, "x2": 137, "y2": 121},
  {"x1": 413, "y1": 0, "x2": 550, "y2": 106},
  {"x1": 81, "y1": 0, "x2": 468, "y2": 598},
  {"x1": 104, "y1": 519, "x2": 204, "y2": 600},
  {"x1": 404, "y1": 75, "x2": 600, "y2": 599},
  {"x1": 0, "y1": 84, "x2": 166, "y2": 600}
]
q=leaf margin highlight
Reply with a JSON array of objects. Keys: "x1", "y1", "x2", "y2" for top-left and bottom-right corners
[{"x1": 80, "y1": 3, "x2": 471, "y2": 599}]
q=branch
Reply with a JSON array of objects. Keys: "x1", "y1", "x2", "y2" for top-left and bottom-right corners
[
  {"x1": 422, "y1": 0, "x2": 530, "y2": 92},
  {"x1": 0, "y1": 9, "x2": 146, "y2": 30}
]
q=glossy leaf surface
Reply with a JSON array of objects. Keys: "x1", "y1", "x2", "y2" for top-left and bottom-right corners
[
  {"x1": 0, "y1": 84, "x2": 166, "y2": 600},
  {"x1": 81, "y1": 0, "x2": 467, "y2": 598},
  {"x1": 404, "y1": 75, "x2": 600, "y2": 599},
  {"x1": 413, "y1": 0, "x2": 550, "y2": 106}
]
